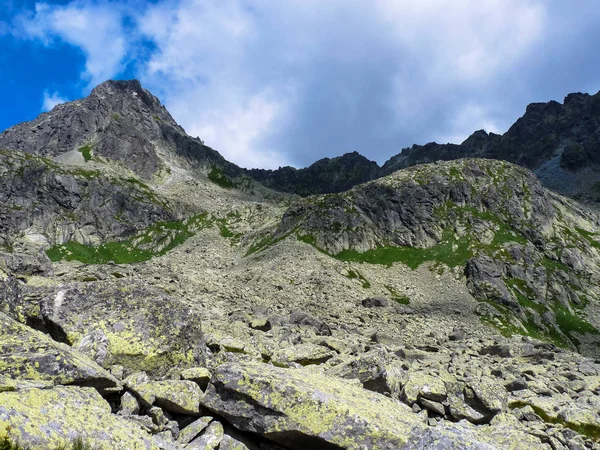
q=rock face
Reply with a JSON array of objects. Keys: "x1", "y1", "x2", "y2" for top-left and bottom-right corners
[
  {"x1": 0, "y1": 147, "x2": 175, "y2": 251},
  {"x1": 0, "y1": 80, "x2": 241, "y2": 180},
  {"x1": 22, "y1": 280, "x2": 205, "y2": 376}
]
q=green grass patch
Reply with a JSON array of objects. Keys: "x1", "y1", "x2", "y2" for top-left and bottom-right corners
[
  {"x1": 334, "y1": 236, "x2": 472, "y2": 269},
  {"x1": 345, "y1": 269, "x2": 371, "y2": 288},
  {"x1": 46, "y1": 213, "x2": 215, "y2": 264},
  {"x1": 78, "y1": 145, "x2": 93, "y2": 162},
  {"x1": 576, "y1": 227, "x2": 600, "y2": 249},
  {"x1": 554, "y1": 305, "x2": 599, "y2": 346},
  {"x1": 208, "y1": 168, "x2": 234, "y2": 189},
  {"x1": 384, "y1": 285, "x2": 410, "y2": 304}
]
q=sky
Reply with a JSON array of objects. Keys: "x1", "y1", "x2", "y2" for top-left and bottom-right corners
[{"x1": 1, "y1": 1, "x2": 600, "y2": 169}]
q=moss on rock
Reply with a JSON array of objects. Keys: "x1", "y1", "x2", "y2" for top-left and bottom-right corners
[{"x1": 0, "y1": 386, "x2": 158, "y2": 449}]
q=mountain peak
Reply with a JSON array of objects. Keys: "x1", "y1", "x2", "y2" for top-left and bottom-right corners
[{"x1": 89, "y1": 79, "x2": 163, "y2": 112}]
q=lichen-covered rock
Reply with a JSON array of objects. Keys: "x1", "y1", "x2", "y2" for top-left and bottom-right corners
[
  {"x1": 178, "y1": 417, "x2": 213, "y2": 445},
  {"x1": 326, "y1": 348, "x2": 391, "y2": 393},
  {"x1": 34, "y1": 280, "x2": 205, "y2": 376},
  {"x1": 201, "y1": 362, "x2": 543, "y2": 450},
  {"x1": 219, "y1": 434, "x2": 250, "y2": 450},
  {"x1": 119, "y1": 391, "x2": 141, "y2": 416},
  {"x1": 132, "y1": 380, "x2": 202, "y2": 416},
  {"x1": 187, "y1": 421, "x2": 223, "y2": 450},
  {"x1": 0, "y1": 386, "x2": 158, "y2": 449},
  {"x1": 201, "y1": 361, "x2": 424, "y2": 449},
  {"x1": 0, "y1": 311, "x2": 118, "y2": 389},
  {"x1": 402, "y1": 372, "x2": 448, "y2": 404},
  {"x1": 180, "y1": 367, "x2": 212, "y2": 390},
  {"x1": 271, "y1": 343, "x2": 334, "y2": 367}
]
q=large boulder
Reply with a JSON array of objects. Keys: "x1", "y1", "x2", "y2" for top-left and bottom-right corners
[
  {"x1": 34, "y1": 280, "x2": 205, "y2": 376},
  {"x1": 0, "y1": 386, "x2": 158, "y2": 449},
  {"x1": 0, "y1": 311, "x2": 118, "y2": 391},
  {"x1": 200, "y1": 362, "x2": 546, "y2": 450}
]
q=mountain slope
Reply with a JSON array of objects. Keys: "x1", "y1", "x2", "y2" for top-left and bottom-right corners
[{"x1": 254, "y1": 158, "x2": 600, "y2": 355}]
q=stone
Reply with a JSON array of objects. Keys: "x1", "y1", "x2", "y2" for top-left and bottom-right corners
[
  {"x1": 119, "y1": 391, "x2": 141, "y2": 415},
  {"x1": 249, "y1": 316, "x2": 271, "y2": 332},
  {"x1": 271, "y1": 343, "x2": 334, "y2": 367},
  {"x1": 326, "y1": 348, "x2": 391, "y2": 393},
  {"x1": 448, "y1": 328, "x2": 466, "y2": 341},
  {"x1": 420, "y1": 398, "x2": 446, "y2": 416},
  {"x1": 219, "y1": 434, "x2": 250, "y2": 450},
  {"x1": 187, "y1": 421, "x2": 224, "y2": 450},
  {"x1": 180, "y1": 367, "x2": 212, "y2": 391},
  {"x1": 132, "y1": 380, "x2": 202, "y2": 416},
  {"x1": 402, "y1": 372, "x2": 448, "y2": 404},
  {"x1": 178, "y1": 416, "x2": 213, "y2": 445},
  {"x1": 289, "y1": 310, "x2": 332, "y2": 336},
  {"x1": 362, "y1": 297, "x2": 389, "y2": 307},
  {"x1": 0, "y1": 311, "x2": 119, "y2": 390},
  {"x1": 0, "y1": 386, "x2": 158, "y2": 449},
  {"x1": 467, "y1": 377, "x2": 508, "y2": 414}
]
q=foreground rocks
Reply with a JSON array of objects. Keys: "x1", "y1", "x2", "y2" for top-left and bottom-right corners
[
  {"x1": 21, "y1": 280, "x2": 206, "y2": 377},
  {"x1": 0, "y1": 386, "x2": 158, "y2": 449},
  {"x1": 201, "y1": 361, "x2": 545, "y2": 450}
]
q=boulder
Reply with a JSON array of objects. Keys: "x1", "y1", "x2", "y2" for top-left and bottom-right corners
[
  {"x1": 180, "y1": 367, "x2": 212, "y2": 391},
  {"x1": 178, "y1": 416, "x2": 213, "y2": 445},
  {"x1": 362, "y1": 297, "x2": 389, "y2": 307},
  {"x1": 326, "y1": 348, "x2": 391, "y2": 393},
  {"x1": 402, "y1": 372, "x2": 448, "y2": 405},
  {"x1": 35, "y1": 280, "x2": 205, "y2": 376},
  {"x1": 200, "y1": 361, "x2": 423, "y2": 449},
  {"x1": 0, "y1": 386, "x2": 157, "y2": 449},
  {"x1": 132, "y1": 380, "x2": 202, "y2": 416},
  {"x1": 187, "y1": 421, "x2": 223, "y2": 450},
  {"x1": 0, "y1": 311, "x2": 118, "y2": 390},
  {"x1": 289, "y1": 310, "x2": 332, "y2": 336},
  {"x1": 271, "y1": 343, "x2": 334, "y2": 367}
]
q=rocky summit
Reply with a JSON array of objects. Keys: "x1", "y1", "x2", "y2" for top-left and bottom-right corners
[{"x1": 1, "y1": 80, "x2": 600, "y2": 450}]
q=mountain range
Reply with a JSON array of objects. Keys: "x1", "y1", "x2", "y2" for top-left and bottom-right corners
[{"x1": 1, "y1": 80, "x2": 600, "y2": 450}]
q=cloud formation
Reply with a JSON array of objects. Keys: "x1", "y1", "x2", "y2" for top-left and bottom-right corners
[
  {"x1": 14, "y1": 2, "x2": 129, "y2": 87},
  {"x1": 8, "y1": 0, "x2": 600, "y2": 169},
  {"x1": 41, "y1": 90, "x2": 68, "y2": 111}
]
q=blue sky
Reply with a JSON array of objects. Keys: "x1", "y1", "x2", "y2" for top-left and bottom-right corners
[{"x1": 1, "y1": 0, "x2": 600, "y2": 169}]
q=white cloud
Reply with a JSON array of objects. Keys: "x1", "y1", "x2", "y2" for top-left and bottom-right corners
[
  {"x1": 15, "y1": 2, "x2": 128, "y2": 86},
  {"x1": 135, "y1": 0, "x2": 548, "y2": 167},
  {"x1": 42, "y1": 90, "x2": 68, "y2": 112},
  {"x1": 9, "y1": 0, "x2": 565, "y2": 168}
]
